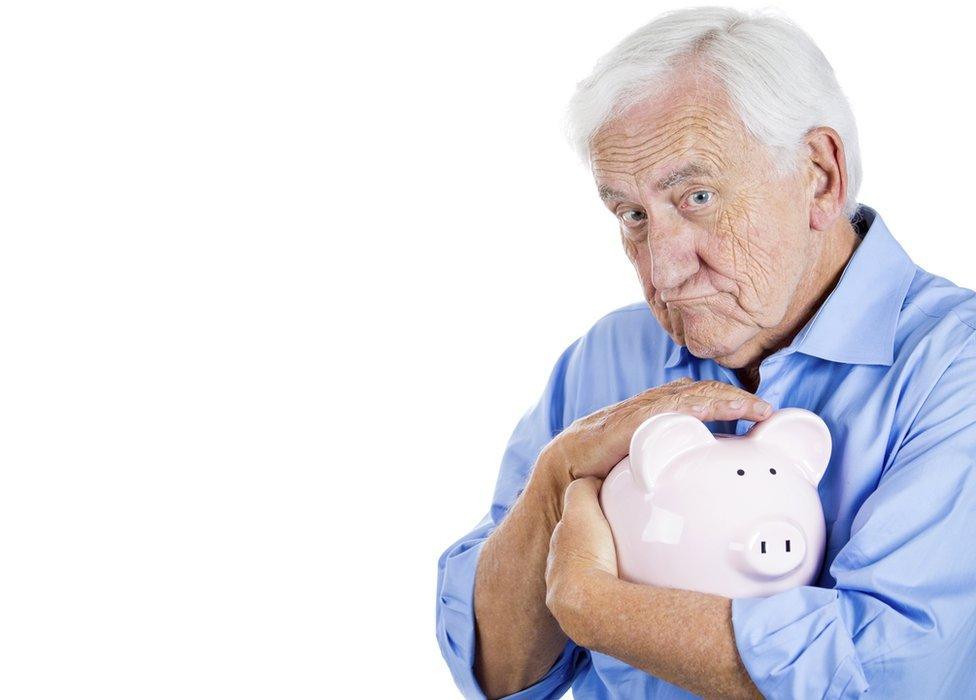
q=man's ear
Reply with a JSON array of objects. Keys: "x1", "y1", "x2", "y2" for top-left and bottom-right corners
[
  {"x1": 629, "y1": 412, "x2": 715, "y2": 494},
  {"x1": 805, "y1": 126, "x2": 849, "y2": 231},
  {"x1": 748, "y1": 408, "x2": 833, "y2": 487}
]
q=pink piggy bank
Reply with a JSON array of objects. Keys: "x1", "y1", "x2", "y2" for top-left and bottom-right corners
[{"x1": 598, "y1": 407, "x2": 832, "y2": 598}]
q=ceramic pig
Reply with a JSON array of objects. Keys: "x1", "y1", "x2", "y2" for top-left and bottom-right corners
[{"x1": 598, "y1": 408, "x2": 832, "y2": 599}]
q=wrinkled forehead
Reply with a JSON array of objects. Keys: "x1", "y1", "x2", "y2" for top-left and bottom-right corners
[{"x1": 589, "y1": 84, "x2": 755, "y2": 185}]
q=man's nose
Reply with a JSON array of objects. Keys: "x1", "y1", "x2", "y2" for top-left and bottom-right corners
[{"x1": 646, "y1": 215, "x2": 699, "y2": 292}]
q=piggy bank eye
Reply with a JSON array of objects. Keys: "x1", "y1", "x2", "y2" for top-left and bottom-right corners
[
  {"x1": 769, "y1": 468, "x2": 777, "y2": 475},
  {"x1": 736, "y1": 469, "x2": 745, "y2": 476}
]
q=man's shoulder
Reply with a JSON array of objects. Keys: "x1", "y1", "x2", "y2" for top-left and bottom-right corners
[
  {"x1": 583, "y1": 300, "x2": 660, "y2": 338},
  {"x1": 889, "y1": 268, "x2": 976, "y2": 401},
  {"x1": 567, "y1": 301, "x2": 672, "y2": 372},
  {"x1": 899, "y1": 266, "x2": 976, "y2": 350},
  {"x1": 902, "y1": 266, "x2": 976, "y2": 332},
  {"x1": 550, "y1": 301, "x2": 671, "y2": 418},
  {"x1": 570, "y1": 301, "x2": 672, "y2": 360}
]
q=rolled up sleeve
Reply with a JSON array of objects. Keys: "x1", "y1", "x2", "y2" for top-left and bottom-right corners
[
  {"x1": 732, "y1": 587, "x2": 869, "y2": 698},
  {"x1": 435, "y1": 338, "x2": 590, "y2": 698},
  {"x1": 732, "y1": 338, "x2": 976, "y2": 698}
]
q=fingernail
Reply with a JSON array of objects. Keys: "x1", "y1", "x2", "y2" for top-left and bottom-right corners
[
  {"x1": 755, "y1": 401, "x2": 772, "y2": 414},
  {"x1": 690, "y1": 404, "x2": 706, "y2": 412},
  {"x1": 728, "y1": 399, "x2": 744, "y2": 407}
]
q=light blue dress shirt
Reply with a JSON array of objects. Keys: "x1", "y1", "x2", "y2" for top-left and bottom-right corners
[{"x1": 435, "y1": 204, "x2": 976, "y2": 699}]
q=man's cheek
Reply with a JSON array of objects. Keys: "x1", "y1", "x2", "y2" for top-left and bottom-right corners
[{"x1": 717, "y1": 219, "x2": 779, "y2": 312}]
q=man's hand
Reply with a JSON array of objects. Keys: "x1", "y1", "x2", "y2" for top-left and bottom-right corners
[
  {"x1": 537, "y1": 376, "x2": 773, "y2": 502},
  {"x1": 544, "y1": 477, "x2": 617, "y2": 646}
]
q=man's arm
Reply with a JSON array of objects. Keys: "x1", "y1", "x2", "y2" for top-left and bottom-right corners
[
  {"x1": 472, "y1": 454, "x2": 574, "y2": 697},
  {"x1": 435, "y1": 339, "x2": 589, "y2": 699},
  {"x1": 560, "y1": 572, "x2": 762, "y2": 698}
]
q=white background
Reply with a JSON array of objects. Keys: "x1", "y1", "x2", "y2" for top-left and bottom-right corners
[{"x1": 1, "y1": 1, "x2": 974, "y2": 698}]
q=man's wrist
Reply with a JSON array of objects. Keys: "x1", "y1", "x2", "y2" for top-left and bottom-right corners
[
  {"x1": 525, "y1": 443, "x2": 572, "y2": 528},
  {"x1": 555, "y1": 569, "x2": 620, "y2": 650}
]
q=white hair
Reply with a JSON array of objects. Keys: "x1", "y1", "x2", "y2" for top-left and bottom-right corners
[{"x1": 566, "y1": 6, "x2": 862, "y2": 218}]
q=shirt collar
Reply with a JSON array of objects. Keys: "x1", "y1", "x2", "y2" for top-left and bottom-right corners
[{"x1": 664, "y1": 204, "x2": 917, "y2": 368}]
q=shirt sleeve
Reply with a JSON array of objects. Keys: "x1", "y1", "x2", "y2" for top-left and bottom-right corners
[
  {"x1": 435, "y1": 338, "x2": 591, "y2": 699},
  {"x1": 731, "y1": 337, "x2": 976, "y2": 699}
]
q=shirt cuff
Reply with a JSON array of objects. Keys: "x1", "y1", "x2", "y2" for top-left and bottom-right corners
[
  {"x1": 731, "y1": 586, "x2": 870, "y2": 699},
  {"x1": 436, "y1": 537, "x2": 586, "y2": 699}
]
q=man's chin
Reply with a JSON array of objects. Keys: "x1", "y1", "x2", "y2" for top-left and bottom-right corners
[
  {"x1": 682, "y1": 323, "x2": 756, "y2": 366},
  {"x1": 685, "y1": 339, "x2": 727, "y2": 360},
  {"x1": 652, "y1": 299, "x2": 756, "y2": 364}
]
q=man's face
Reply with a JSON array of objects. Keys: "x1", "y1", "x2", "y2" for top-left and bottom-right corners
[{"x1": 590, "y1": 76, "x2": 815, "y2": 369}]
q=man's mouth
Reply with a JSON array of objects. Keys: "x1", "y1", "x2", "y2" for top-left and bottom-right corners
[{"x1": 663, "y1": 293, "x2": 717, "y2": 304}]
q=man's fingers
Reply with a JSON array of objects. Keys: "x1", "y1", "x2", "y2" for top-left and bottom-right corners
[
  {"x1": 608, "y1": 386, "x2": 770, "y2": 457},
  {"x1": 639, "y1": 379, "x2": 770, "y2": 416},
  {"x1": 674, "y1": 379, "x2": 764, "y2": 403},
  {"x1": 559, "y1": 378, "x2": 775, "y2": 482},
  {"x1": 671, "y1": 391, "x2": 773, "y2": 421}
]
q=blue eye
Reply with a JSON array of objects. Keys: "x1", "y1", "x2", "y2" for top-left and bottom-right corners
[
  {"x1": 620, "y1": 209, "x2": 646, "y2": 225},
  {"x1": 686, "y1": 191, "x2": 712, "y2": 207}
]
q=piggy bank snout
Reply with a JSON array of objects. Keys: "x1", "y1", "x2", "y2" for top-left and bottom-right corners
[{"x1": 742, "y1": 520, "x2": 808, "y2": 579}]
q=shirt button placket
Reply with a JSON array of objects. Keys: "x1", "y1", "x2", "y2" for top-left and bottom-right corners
[{"x1": 757, "y1": 357, "x2": 784, "y2": 408}]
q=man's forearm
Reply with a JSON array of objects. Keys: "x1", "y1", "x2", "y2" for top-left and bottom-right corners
[
  {"x1": 561, "y1": 571, "x2": 762, "y2": 700},
  {"x1": 473, "y1": 454, "x2": 571, "y2": 698}
]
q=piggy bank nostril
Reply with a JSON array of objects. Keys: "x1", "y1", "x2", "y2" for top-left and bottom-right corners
[{"x1": 743, "y1": 521, "x2": 806, "y2": 578}]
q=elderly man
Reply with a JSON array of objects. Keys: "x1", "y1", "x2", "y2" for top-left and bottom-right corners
[{"x1": 435, "y1": 7, "x2": 976, "y2": 699}]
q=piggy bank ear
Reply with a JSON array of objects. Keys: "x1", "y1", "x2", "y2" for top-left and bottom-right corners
[
  {"x1": 629, "y1": 412, "x2": 715, "y2": 494},
  {"x1": 748, "y1": 407, "x2": 832, "y2": 486}
]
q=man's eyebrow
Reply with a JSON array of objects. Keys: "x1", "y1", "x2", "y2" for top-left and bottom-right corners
[
  {"x1": 598, "y1": 163, "x2": 716, "y2": 202},
  {"x1": 655, "y1": 163, "x2": 714, "y2": 191},
  {"x1": 598, "y1": 185, "x2": 633, "y2": 203}
]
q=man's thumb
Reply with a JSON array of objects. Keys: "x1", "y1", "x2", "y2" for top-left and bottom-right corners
[{"x1": 562, "y1": 476, "x2": 604, "y2": 517}]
